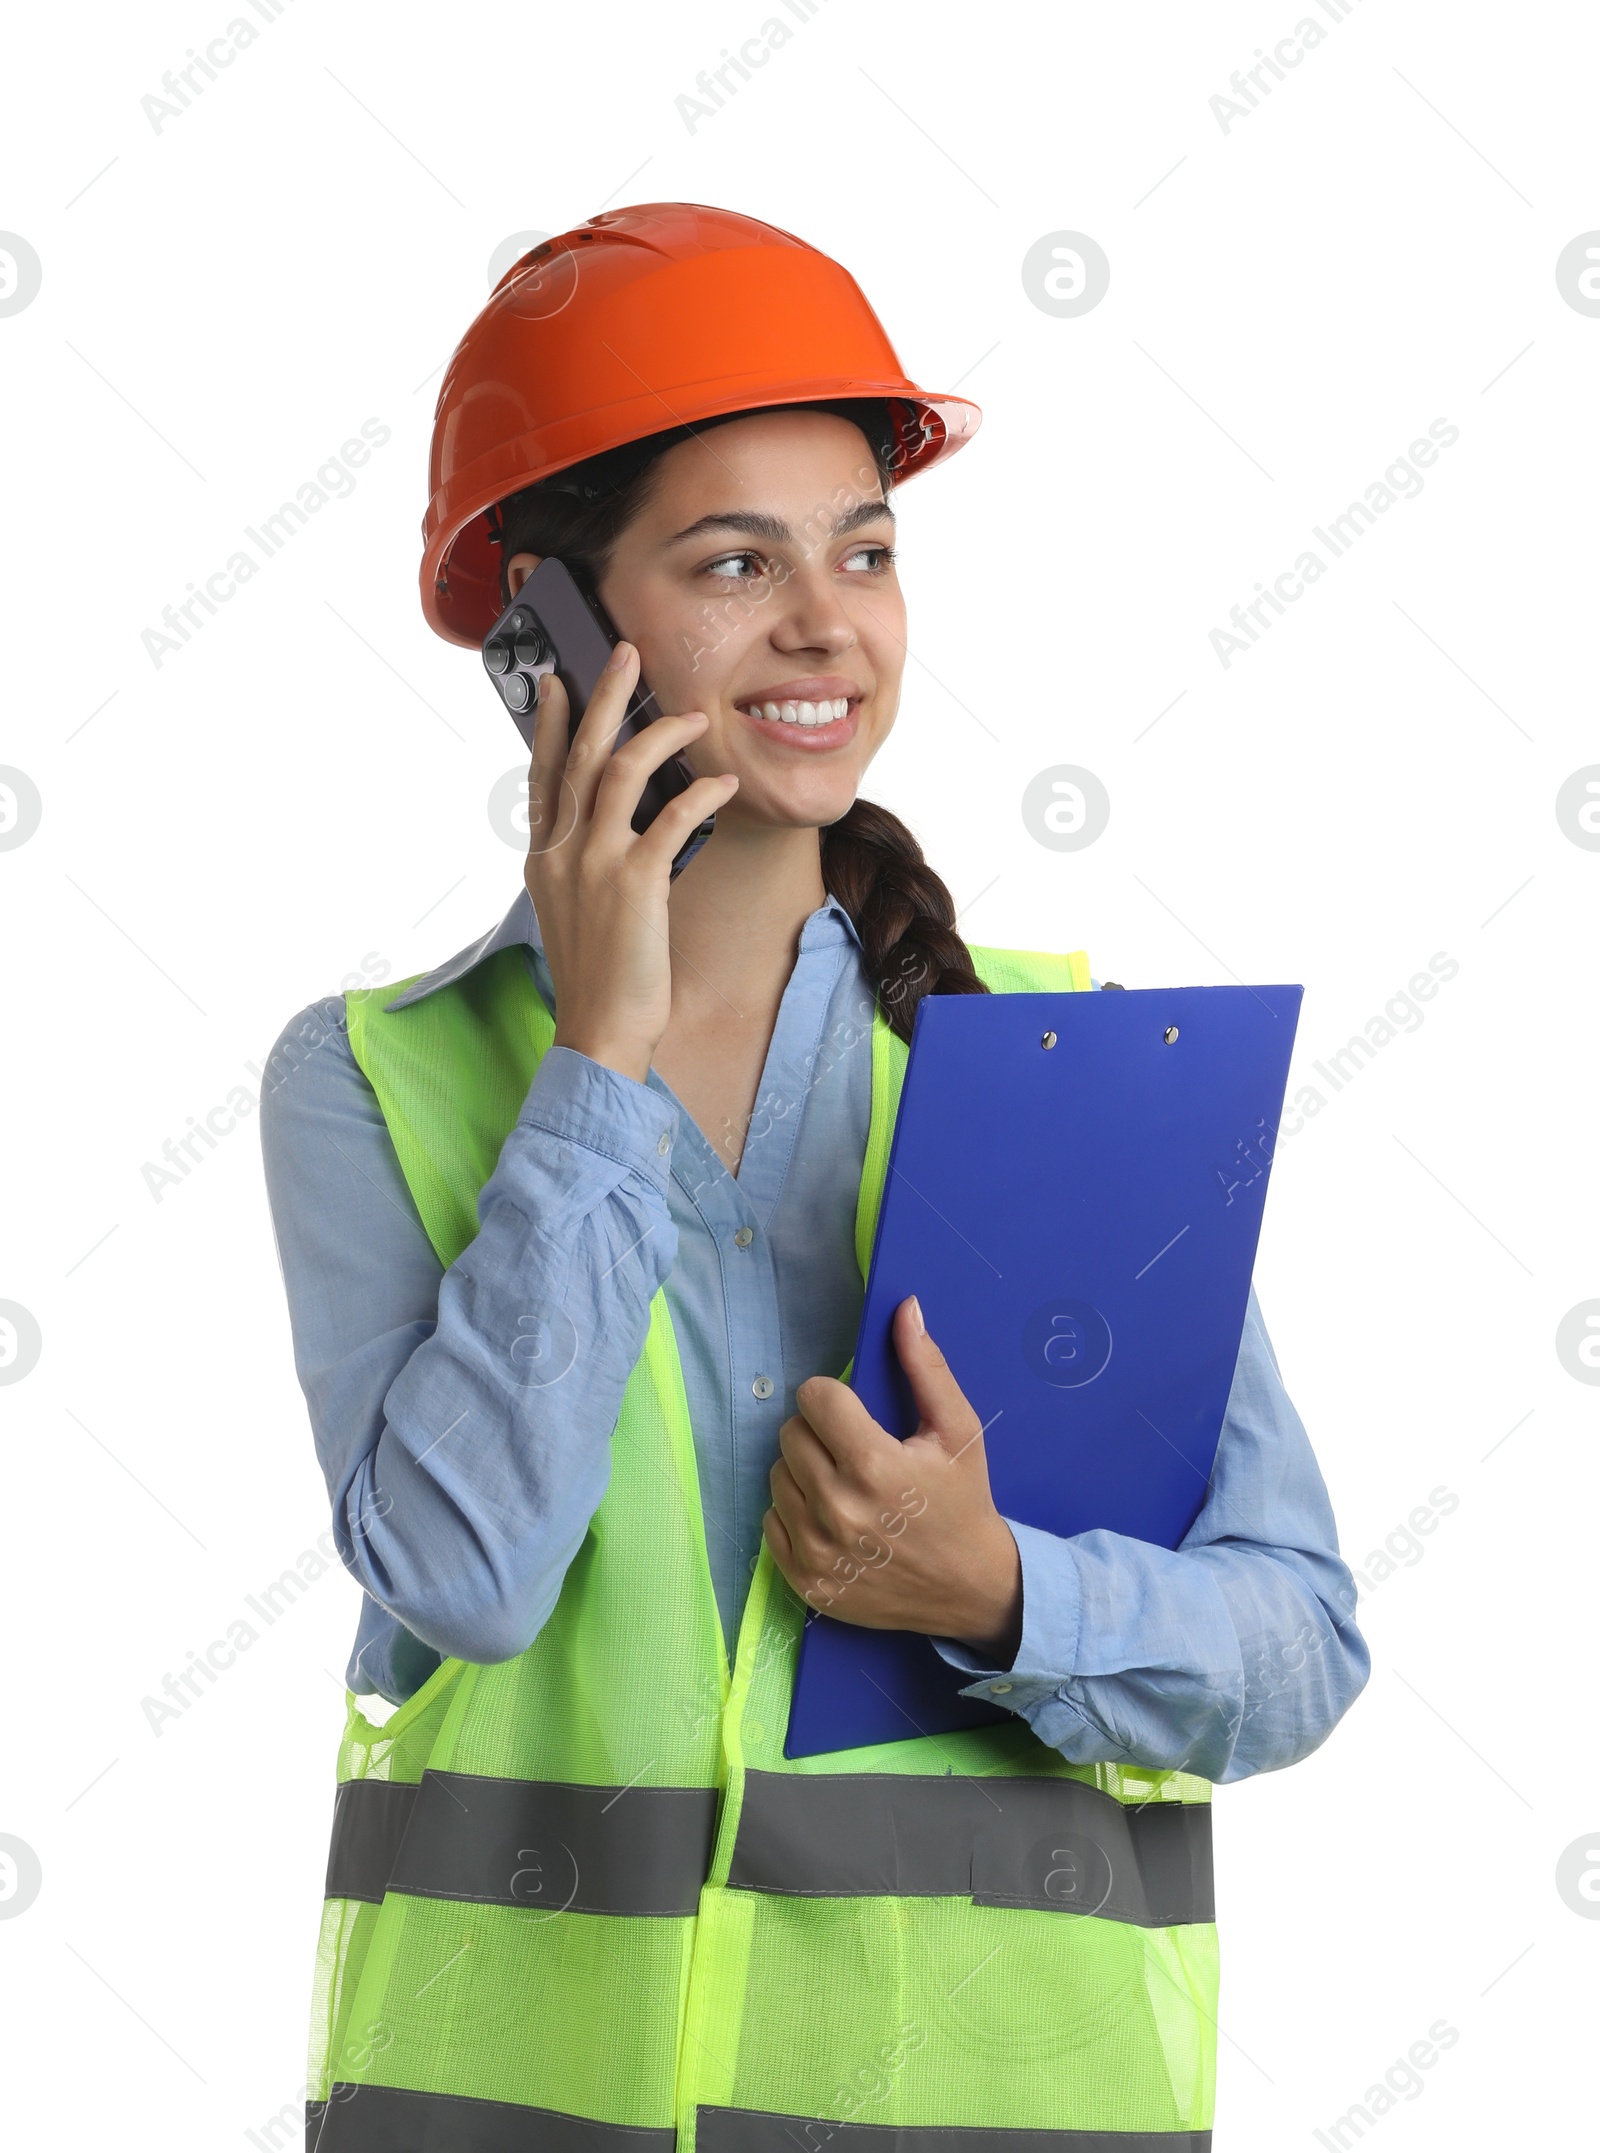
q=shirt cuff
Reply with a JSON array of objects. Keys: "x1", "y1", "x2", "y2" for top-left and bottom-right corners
[
  {"x1": 930, "y1": 1517, "x2": 1085, "y2": 1712},
  {"x1": 518, "y1": 1044, "x2": 681, "y2": 1196}
]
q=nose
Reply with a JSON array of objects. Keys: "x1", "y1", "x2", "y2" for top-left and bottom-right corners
[{"x1": 768, "y1": 559, "x2": 858, "y2": 659}]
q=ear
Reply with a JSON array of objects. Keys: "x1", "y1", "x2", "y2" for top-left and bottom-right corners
[{"x1": 505, "y1": 551, "x2": 542, "y2": 597}]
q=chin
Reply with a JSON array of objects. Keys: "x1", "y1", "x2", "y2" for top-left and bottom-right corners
[{"x1": 741, "y1": 771, "x2": 865, "y2": 832}]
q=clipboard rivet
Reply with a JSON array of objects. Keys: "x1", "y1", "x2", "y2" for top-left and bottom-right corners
[
  {"x1": 1041, "y1": 1030, "x2": 1057, "y2": 1050},
  {"x1": 1163, "y1": 1026, "x2": 1179, "y2": 1044}
]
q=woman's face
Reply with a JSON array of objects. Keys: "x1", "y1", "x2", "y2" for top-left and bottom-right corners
[{"x1": 512, "y1": 408, "x2": 907, "y2": 833}]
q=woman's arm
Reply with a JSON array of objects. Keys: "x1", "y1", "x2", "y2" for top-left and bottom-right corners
[
  {"x1": 258, "y1": 995, "x2": 679, "y2": 1672},
  {"x1": 931, "y1": 1285, "x2": 1370, "y2": 1782}
]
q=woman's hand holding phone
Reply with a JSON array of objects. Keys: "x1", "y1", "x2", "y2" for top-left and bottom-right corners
[{"x1": 524, "y1": 640, "x2": 738, "y2": 1083}]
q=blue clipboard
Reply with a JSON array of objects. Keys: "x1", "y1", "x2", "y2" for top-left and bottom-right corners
[{"x1": 784, "y1": 981, "x2": 1303, "y2": 1759}]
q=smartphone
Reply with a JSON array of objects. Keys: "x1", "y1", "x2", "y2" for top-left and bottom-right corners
[{"x1": 482, "y1": 557, "x2": 706, "y2": 845}]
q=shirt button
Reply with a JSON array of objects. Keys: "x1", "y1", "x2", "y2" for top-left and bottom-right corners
[
  {"x1": 734, "y1": 1227, "x2": 753, "y2": 1249},
  {"x1": 656, "y1": 1131, "x2": 672, "y2": 1156},
  {"x1": 991, "y1": 1682, "x2": 1013, "y2": 1694},
  {"x1": 751, "y1": 1375, "x2": 775, "y2": 1400}
]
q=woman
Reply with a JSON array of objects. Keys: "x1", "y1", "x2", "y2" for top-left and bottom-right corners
[{"x1": 263, "y1": 204, "x2": 1367, "y2": 2150}]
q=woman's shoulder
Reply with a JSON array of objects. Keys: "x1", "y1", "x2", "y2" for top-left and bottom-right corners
[
  {"x1": 258, "y1": 949, "x2": 420, "y2": 1109},
  {"x1": 257, "y1": 986, "x2": 376, "y2": 1158},
  {"x1": 262, "y1": 990, "x2": 354, "y2": 1090},
  {"x1": 256, "y1": 984, "x2": 437, "y2": 1296}
]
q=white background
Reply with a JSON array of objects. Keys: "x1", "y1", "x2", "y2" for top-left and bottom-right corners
[{"x1": 1, "y1": 2, "x2": 1595, "y2": 2145}]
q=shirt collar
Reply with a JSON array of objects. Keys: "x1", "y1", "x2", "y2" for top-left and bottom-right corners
[
  {"x1": 381, "y1": 884, "x2": 541, "y2": 1011},
  {"x1": 382, "y1": 882, "x2": 862, "y2": 1011}
]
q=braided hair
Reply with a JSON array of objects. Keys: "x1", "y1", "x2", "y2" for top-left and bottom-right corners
[
  {"x1": 491, "y1": 400, "x2": 988, "y2": 1044},
  {"x1": 817, "y1": 799, "x2": 988, "y2": 1040}
]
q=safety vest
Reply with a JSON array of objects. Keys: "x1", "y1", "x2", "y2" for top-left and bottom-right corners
[{"x1": 305, "y1": 940, "x2": 1219, "y2": 2151}]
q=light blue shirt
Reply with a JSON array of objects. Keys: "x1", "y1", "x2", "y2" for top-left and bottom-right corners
[{"x1": 258, "y1": 886, "x2": 1367, "y2": 1782}]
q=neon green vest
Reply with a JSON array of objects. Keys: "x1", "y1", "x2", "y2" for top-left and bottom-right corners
[{"x1": 305, "y1": 942, "x2": 1219, "y2": 2151}]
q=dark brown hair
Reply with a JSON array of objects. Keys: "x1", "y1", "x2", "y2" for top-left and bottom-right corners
[{"x1": 489, "y1": 400, "x2": 988, "y2": 1042}]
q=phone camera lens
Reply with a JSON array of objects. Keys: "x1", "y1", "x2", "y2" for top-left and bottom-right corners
[
  {"x1": 501, "y1": 674, "x2": 532, "y2": 713},
  {"x1": 508, "y1": 611, "x2": 528, "y2": 632},
  {"x1": 514, "y1": 632, "x2": 547, "y2": 668},
  {"x1": 483, "y1": 641, "x2": 511, "y2": 675}
]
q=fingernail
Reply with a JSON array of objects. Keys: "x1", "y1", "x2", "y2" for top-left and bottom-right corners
[
  {"x1": 605, "y1": 640, "x2": 632, "y2": 671},
  {"x1": 907, "y1": 1296, "x2": 925, "y2": 1335},
  {"x1": 536, "y1": 672, "x2": 551, "y2": 701}
]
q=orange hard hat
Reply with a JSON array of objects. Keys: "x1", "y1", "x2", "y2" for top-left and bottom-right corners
[{"x1": 420, "y1": 201, "x2": 982, "y2": 646}]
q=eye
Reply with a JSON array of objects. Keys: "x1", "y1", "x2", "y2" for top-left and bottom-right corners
[
  {"x1": 701, "y1": 549, "x2": 766, "y2": 581},
  {"x1": 840, "y1": 543, "x2": 897, "y2": 574}
]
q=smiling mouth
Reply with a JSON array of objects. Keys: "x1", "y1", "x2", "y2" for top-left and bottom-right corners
[{"x1": 735, "y1": 694, "x2": 855, "y2": 729}]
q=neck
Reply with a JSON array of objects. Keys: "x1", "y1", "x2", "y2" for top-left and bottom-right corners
[{"x1": 666, "y1": 816, "x2": 831, "y2": 1013}]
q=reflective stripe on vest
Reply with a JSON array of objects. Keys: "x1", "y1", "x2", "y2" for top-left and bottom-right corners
[
  {"x1": 307, "y1": 940, "x2": 1220, "y2": 2146},
  {"x1": 729, "y1": 1770, "x2": 1213, "y2": 1926},
  {"x1": 328, "y1": 1769, "x2": 1212, "y2": 1928},
  {"x1": 309, "y1": 2082, "x2": 1212, "y2": 2151},
  {"x1": 327, "y1": 1774, "x2": 718, "y2": 1916}
]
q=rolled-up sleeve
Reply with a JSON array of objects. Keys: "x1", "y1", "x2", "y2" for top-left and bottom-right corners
[
  {"x1": 260, "y1": 1010, "x2": 680, "y2": 1685},
  {"x1": 933, "y1": 1285, "x2": 1370, "y2": 1782}
]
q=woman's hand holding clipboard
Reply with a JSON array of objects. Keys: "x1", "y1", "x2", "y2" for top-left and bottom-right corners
[{"x1": 763, "y1": 1294, "x2": 1025, "y2": 1667}]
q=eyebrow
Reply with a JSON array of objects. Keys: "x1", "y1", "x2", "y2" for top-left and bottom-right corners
[{"x1": 663, "y1": 498, "x2": 896, "y2": 548}]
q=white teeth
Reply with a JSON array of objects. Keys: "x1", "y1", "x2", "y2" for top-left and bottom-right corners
[{"x1": 744, "y1": 695, "x2": 851, "y2": 725}]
